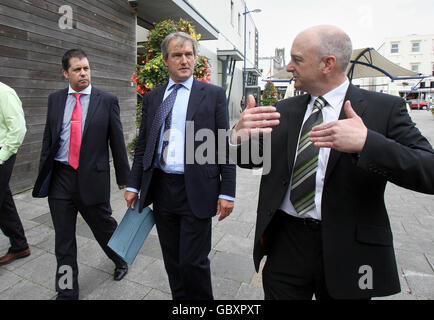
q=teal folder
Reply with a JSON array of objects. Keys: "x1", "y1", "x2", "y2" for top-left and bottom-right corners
[{"x1": 108, "y1": 205, "x2": 155, "y2": 265}]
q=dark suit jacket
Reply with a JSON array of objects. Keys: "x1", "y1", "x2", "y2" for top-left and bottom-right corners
[
  {"x1": 235, "y1": 84, "x2": 434, "y2": 299},
  {"x1": 33, "y1": 86, "x2": 130, "y2": 206},
  {"x1": 128, "y1": 79, "x2": 236, "y2": 219}
]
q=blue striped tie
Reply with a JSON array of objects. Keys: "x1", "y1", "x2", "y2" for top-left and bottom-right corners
[
  {"x1": 290, "y1": 96, "x2": 327, "y2": 215},
  {"x1": 142, "y1": 84, "x2": 182, "y2": 170}
]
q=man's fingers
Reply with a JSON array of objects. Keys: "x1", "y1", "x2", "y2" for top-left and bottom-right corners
[
  {"x1": 242, "y1": 110, "x2": 280, "y2": 122},
  {"x1": 124, "y1": 191, "x2": 138, "y2": 209},
  {"x1": 246, "y1": 94, "x2": 256, "y2": 109},
  {"x1": 244, "y1": 106, "x2": 278, "y2": 115},
  {"x1": 311, "y1": 121, "x2": 336, "y2": 133}
]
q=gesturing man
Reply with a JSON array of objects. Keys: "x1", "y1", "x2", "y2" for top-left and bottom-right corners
[
  {"x1": 33, "y1": 49, "x2": 130, "y2": 300},
  {"x1": 125, "y1": 32, "x2": 236, "y2": 300},
  {"x1": 231, "y1": 25, "x2": 434, "y2": 300}
]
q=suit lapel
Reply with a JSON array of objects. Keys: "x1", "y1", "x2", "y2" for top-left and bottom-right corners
[
  {"x1": 324, "y1": 84, "x2": 367, "y2": 183},
  {"x1": 186, "y1": 79, "x2": 205, "y2": 121},
  {"x1": 147, "y1": 84, "x2": 168, "y2": 129},
  {"x1": 287, "y1": 94, "x2": 311, "y2": 169},
  {"x1": 82, "y1": 87, "x2": 100, "y2": 138},
  {"x1": 55, "y1": 88, "x2": 69, "y2": 136}
]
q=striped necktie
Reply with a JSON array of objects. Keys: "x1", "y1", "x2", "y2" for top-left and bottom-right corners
[
  {"x1": 290, "y1": 96, "x2": 327, "y2": 215},
  {"x1": 142, "y1": 83, "x2": 182, "y2": 170}
]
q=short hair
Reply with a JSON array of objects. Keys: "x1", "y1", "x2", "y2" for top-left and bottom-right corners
[
  {"x1": 316, "y1": 29, "x2": 353, "y2": 72},
  {"x1": 161, "y1": 32, "x2": 198, "y2": 59},
  {"x1": 62, "y1": 49, "x2": 88, "y2": 71}
]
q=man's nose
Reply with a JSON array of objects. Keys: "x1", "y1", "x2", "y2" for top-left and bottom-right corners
[
  {"x1": 286, "y1": 62, "x2": 294, "y2": 72},
  {"x1": 180, "y1": 55, "x2": 188, "y2": 64}
]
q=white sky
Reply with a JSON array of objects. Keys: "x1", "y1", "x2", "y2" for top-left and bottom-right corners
[{"x1": 246, "y1": 0, "x2": 434, "y2": 61}]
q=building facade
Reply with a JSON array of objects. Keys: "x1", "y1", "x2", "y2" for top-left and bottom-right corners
[
  {"x1": 0, "y1": 0, "x2": 137, "y2": 193},
  {"x1": 377, "y1": 34, "x2": 434, "y2": 100},
  {"x1": 134, "y1": 0, "x2": 261, "y2": 116},
  {"x1": 1, "y1": 0, "x2": 260, "y2": 192}
]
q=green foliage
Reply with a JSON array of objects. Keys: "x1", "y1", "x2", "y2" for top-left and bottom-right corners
[
  {"x1": 128, "y1": 19, "x2": 211, "y2": 153},
  {"x1": 261, "y1": 81, "x2": 279, "y2": 106}
]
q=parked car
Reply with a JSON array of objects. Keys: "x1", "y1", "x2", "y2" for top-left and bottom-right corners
[{"x1": 407, "y1": 99, "x2": 429, "y2": 110}]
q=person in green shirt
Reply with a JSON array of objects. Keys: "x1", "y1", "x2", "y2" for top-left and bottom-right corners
[{"x1": 0, "y1": 81, "x2": 30, "y2": 266}]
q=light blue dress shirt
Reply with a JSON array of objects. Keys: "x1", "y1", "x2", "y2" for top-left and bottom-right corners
[
  {"x1": 155, "y1": 77, "x2": 192, "y2": 174},
  {"x1": 55, "y1": 85, "x2": 92, "y2": 164},
  {"x1": 127, "y1": 77, "x2": 234, "y2": 202}
]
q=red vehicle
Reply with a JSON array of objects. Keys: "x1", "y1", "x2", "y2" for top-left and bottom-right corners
[{"x1": 407, "y1": 99, "x2": 429, "y2": 110}]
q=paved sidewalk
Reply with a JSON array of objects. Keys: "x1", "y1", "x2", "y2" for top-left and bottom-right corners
[{"x1": 0, "y1": 110, "x2": 433, "y2": 300}]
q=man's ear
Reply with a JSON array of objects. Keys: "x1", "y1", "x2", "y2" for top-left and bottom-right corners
[
  {"x1": 62, "y1": 69, "x2": 69, "y2": 80},
  {"x1": 163, "y1": 57, "x2": 169, "y2": 67},
  {"x1": 321, "y1": 55, "x2": 337, "y2": 74}
]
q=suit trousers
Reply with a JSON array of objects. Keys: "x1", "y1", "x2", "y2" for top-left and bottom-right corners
[
  {"x1": 262, "y1": 210, "x2": 333, "y2": 300},
  {"x1": 48, "y1": 162, "x2": 125, "y2": 299},
  {"x1": 0, "y1": 154, "x2": 28, "y2": 253},
  {"x1": 152, "y1": 169, "x2": 213, "y2": 300}
]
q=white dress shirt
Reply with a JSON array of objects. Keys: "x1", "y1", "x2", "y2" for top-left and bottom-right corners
[{"x1": 279, "y1": 78, "x2": 350, "y2": 220}]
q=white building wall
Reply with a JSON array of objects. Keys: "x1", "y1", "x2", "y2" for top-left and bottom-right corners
[
  {"x1": 380, "y1": 34, "x2": 434, "y2": 76},
  {"x1": 371, "y1": 34, "x2": 434, "y2": 99},
  {"x1": 353, "y1": 34, "x2": 434, "y2": 99},
  {"x1": 185, "y1": 0, "x2": 259, "y2": 119}
]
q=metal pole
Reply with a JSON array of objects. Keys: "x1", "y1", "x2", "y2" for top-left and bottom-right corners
[{"x1": 243, "y1": 2, "x2": 247, "y2": 109}]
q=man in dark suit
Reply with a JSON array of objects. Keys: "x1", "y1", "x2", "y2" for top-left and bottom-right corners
[
  {"x1": 33, "y1": 49, "x2": 130, "y2": 300},
  {"x1": 125, "y1": 32, "x2": 236, "y2": 300},
  {"x1": 230, "y1": 25, "x2": 434, "y2": 299}
]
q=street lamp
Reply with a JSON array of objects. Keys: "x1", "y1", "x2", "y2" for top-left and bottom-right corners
[{"x1": 242, "y1": 5, "x2": 261, "y2": 108}]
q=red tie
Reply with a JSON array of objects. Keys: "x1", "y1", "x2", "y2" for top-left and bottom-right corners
[{"x1": 69, "y1": 93, "x2": 82, "y2": 169}]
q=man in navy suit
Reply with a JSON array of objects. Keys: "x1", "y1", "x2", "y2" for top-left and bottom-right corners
[
  {"x1": 125, "y1": 32, "x2": 236, "y2": 300},
  {"x1": 33, "y1": 49, "x2": 130, "y2": 300}
]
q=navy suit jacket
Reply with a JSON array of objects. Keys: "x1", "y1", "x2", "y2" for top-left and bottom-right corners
[
  {"x1": 234, "y1": 84, "x2": 434, "y2": 298},
  {"x1": 128, "y1": 79, "x2": 236, "y2": 219},
  {"x1": 33, "y1": 86, "x2": 130, "y2": 206}
]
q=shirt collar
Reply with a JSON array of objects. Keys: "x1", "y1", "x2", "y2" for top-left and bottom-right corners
[
  {"x1": 167, "y1": 76, "x2": 193, "y2": 92},
  {"x1": 310, "y1": 78, "x2": 349, "y2": 112},
  {"x1": 68, "y1": 84, "x2": 92, "y2": 95}
]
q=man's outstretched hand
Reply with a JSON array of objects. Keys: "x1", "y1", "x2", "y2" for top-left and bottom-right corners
[
  {"x1": 309, "y1": 100, "x2": 368, "y2": 153},
  {"x1": 230, "y1": 95, "x2": 280, "y2": 144}
]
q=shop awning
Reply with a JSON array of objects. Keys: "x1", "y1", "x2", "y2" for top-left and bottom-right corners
[
  {"x1": 347, "y1": 48, "x2": 422, "y2": 80},
  {"x1": 132, "y1": 0, "x2": 219, "y2": 40}
]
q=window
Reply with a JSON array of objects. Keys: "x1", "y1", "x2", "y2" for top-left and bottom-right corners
[
  {"x1": 412, "y1": 42, "x2": 420, "y2": 53},
  {"x1": 391, "y1": 43, "x2": 399, "y2": 54},
  {"x1": 411, "y1": 63, "x2": 420, "y2": 73}
]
